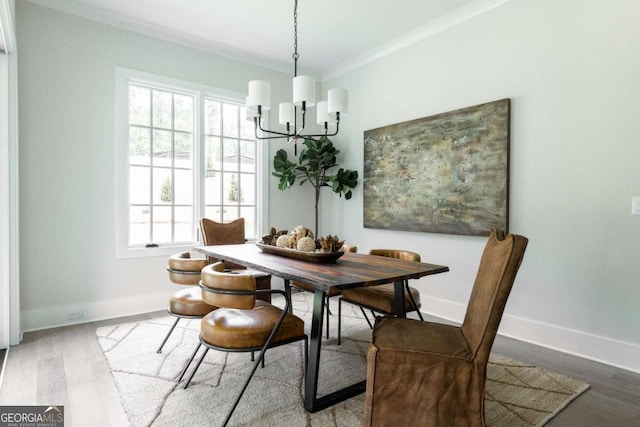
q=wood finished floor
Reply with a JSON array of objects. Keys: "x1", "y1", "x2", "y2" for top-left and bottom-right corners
[{"x1": 1, "y1": 308, "x2": 639, "y2": 427}]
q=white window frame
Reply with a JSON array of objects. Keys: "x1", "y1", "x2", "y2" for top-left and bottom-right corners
[{"x1": 115, "y1": 67, "x2": 268, "y2": 259}]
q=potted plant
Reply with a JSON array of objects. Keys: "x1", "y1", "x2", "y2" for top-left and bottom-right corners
[{"x1": 272, "y1": 136, "x2": 358, "y2": 238}]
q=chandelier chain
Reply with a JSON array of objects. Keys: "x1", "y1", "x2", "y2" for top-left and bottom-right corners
[{"x1": 292, "y1": 0, "x2": 299, "y2": 75}]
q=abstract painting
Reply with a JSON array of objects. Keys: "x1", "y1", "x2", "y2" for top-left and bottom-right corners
[{"x1": 363, "y1": 99, "x2": 510, "y2": 236}]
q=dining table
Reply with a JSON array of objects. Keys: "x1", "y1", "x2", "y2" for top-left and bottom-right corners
[{"x1": 194, "y1": 243, "x2": 449, "y2": 412}]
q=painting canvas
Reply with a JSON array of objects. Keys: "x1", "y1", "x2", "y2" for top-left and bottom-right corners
[{"x1": 363, "y1": 99, "x2": 510, "y2": 236}]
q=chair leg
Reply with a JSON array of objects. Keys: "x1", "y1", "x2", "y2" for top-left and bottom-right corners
[
  {"x1": 222, "y1": 337, "x2": 276, "y2": 425},
  {"x1": 325, "y1": 296, "x2": 333, "y2": 315},
  {"x1": 405, "y1": 281, "x2": 424, "y2": 321},
  {"x1": 178, "y1": 343, "x2": 201, "y2": 382},
  {"x1": 183, "y1": 347, "x2": 209, "y2": 389},
  {"x1": 338, "y1": 298, "x2": 342, "y2": 345},
  {"x1": 157, "y1": 316, "x2": 180, "y2": 353},
  {"x1": 284, "y1": 279, "x2": 293, "y2": 314},
  {"x1": 360, "y1": 307, "x2": 374, "y2": 329}
]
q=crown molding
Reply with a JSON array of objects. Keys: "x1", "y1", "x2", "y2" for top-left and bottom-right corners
[{"x1": 322, "y1": 0, "x2": 512, "y2": 81}]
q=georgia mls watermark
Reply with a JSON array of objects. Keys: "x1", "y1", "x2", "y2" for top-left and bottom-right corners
[{"x1": 0, "y1": 406, "x2": 64, "y2": 427}]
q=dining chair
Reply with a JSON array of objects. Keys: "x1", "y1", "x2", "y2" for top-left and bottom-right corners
[
  {"x1": 337, "y1": 249, "x2": 422, "y2": 345},
  {"x1": 288, "y1": 244, "x2": 357, "y2": 339},
  {"x1": 157, "y1": 251, "x2": 213, "y2": 353},
  {"x1": 180, "y1": 262, "x2": 308, "y2": 427},
  {"x1": 199, "y1": 217, "x2": 272, "y2": 302},
  {"x1": 363, "y1": 230, "x2": 528, "y2": 426}
]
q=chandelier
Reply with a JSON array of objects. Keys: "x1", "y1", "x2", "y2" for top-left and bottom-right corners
[{"x1": 246, "y1": 0, "x2": 348, "y2": 150}]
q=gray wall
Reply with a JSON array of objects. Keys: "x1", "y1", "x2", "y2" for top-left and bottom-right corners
[
  {"x1": 322, "y1": 0, "x2": 640, "y2": 372},
  {"x1": 16, "y1": 0, "x2": 640, "y2": 373},
  {"x1": 16, "y1": 1, "x2": 312, "y2": 330}
]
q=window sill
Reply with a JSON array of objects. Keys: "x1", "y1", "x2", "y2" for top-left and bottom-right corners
[{"x1": 117, "y1": 243, "x2": 196, "y2": 259}]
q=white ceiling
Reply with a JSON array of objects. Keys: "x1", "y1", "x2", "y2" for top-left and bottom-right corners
[{"x1": 28, "y1": 0, "x2": 505, "y2": 79}]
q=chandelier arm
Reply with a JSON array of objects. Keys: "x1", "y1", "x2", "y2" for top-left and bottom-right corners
[{"x1": 247, "y1": 0, "x2": 344, "y2": 147}]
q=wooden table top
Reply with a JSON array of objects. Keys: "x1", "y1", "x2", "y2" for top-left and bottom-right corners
[{"x1": 194, "y1": 244, "x2": 449, "y2": 293}]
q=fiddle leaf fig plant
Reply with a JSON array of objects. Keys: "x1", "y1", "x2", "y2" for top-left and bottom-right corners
[{"x1": 272, "y1": 136, "x2": 358, "y2": 238}]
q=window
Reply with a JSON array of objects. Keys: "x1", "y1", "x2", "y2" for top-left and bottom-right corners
[{"x1": 116, "y1": 68, "x2": 266, "y2": 258}]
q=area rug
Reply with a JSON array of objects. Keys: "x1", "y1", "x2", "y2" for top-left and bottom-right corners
[{"x1": 97, "y1": 292, "x2": 589, "y2": 426}]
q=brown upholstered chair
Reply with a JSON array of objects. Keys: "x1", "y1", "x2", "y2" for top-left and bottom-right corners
[
  {"x1": 363, "y1": 230, "x2": 528, "y2": 427},
  {"x1": 180, "y1": 262, "x2": 308, "y2": 426},
  {"x1": 157, "y1": 252, "x2": 213, "y2": 353},
  {"x1": 199, "y1": 217, "x2": 272, "y2": 302},
  {"x1": 288, "y1": 244, "x2": 357, "y2": 339},
  {"x1": 337, "y1": 249, "x2": 423, "y2": 344}
]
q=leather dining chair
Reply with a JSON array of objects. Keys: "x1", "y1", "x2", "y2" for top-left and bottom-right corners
[
  {"x1": 363, "y1": 230, "x2": 528, "y2": 427},
  {"x1": 157, "y1": 251, "x2": 213, "y2": 353},
  {"x1": 200, "y1": 217, "x2": 272, "y2": 302},
  {"x1": 180, "y1": 262, "x2": 308, "y2": 427},
  {"x1": 337, "y1": 249, "x2": 423, "y2": 345},
  {"x1": 288, "y1": 244, "x2": 357, "y2": 340}
]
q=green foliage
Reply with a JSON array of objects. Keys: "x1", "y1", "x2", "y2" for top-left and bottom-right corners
[
  {"x1": 272, "y1": 136, "x2": 358, "y2": 200},
  {"x1": 160, "y1": 176, "x2": 173, "y2": 202},
  {"x1": 272, "y1": 136, "x2": 358, "y2": 236},
  {"x1": 228, "y1": 174, "x2": 243, "y2": 202}
]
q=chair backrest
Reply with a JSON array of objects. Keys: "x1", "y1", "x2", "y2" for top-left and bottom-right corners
[
  {"x1": 200, "y1": 217, "x2": 245, "y2": 245},
  {"x1": 369, "y1": 249, "x2": 420, "y2": 262},
  {"x1": 461, "y1": 229, "x2": 528, "y2": 363},
  {"x1": 167, "y1": 252, "x2": 208, "y2": 285},
  {"x1": 199, "y1": 218, "x2": 247, "y2": 267},
  {"x1": 200, "y1": 262, "x2": 256, "y2": 309},
  {"x1": 341, "y1": 244, "x2": 357, "y2": 253}
]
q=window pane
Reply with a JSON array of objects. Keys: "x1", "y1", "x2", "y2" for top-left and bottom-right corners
[
  {"x1": 240, "y1": 107, "x2": 254, "y2": 139},
  {"x1": 204, "y1": 206, "x2": 222, "y2": 222},
  {"x1": 240, "y1": 173, "x2": 256, "y2": 205},
  {"x1": 223, "y1": 172, "x2": 237, "y2": 204},
  {"x1": 153, "y1": 168, "x2": 172, "y2": 205},
  {"x1": 129, "y1": 206, "x2": 150, "y2": 245},
  {"x1": 129, "y1": 85, "x2": 150, "y2": 126},
  {"x1": 240, "y1": 140, "x2": 255, "y2": 172},
  {"x1": 129, "y1": 126, "x2": 150, "y2": 165},
  {"x1": 227, "y1": 173, "x2": 243, "y2": 204},
  {"x1": 153, "y1": 130, "x2": 172, "y2": 167},
  {"x1": 174, "y1": 206, "x2": 193, "y2": 241},
  {"x1": 204, "y1": 175, "x2": 221, "y2": 205},
  {"x1": 153, "y1": 90, "x2": 172, "y2": 129},
  {"x1": 241, "y1": 206, "x2": 256, "y2": 238},
  {"x1": 152, "y1": 206, "x2": 172, "y2": 243},
  {"x1": 222, "y1": 103, "x2": 239, "y2": 137},
  {"x1": 174, "y1": 94, "x2": 193, "y2": 131},
  {"x1": 174, "y1": 168, "x2": 193, "y2": 204},
  {"x1": 205, "y1": 136, "x2": 222, "y2": 173},
  {"x1": 205, "y1": 100, "x2": 221, "y2": 135},
  {"x1": 222, "y1": 206, "x2": 239, "y2": 222},
  {"x1": 175, "y1": 131, "x2": 193, "y2": 164},
  {"x1": 222, "y1": 138, "x2": 239, "y2": 171},
  {"x1": 129, "y1": 166, "x2": 150, "y2": 204}
]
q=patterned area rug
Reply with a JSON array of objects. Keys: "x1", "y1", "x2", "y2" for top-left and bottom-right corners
[{"x1": 96, "y1": 292, "x2": 588, "y2": 426}]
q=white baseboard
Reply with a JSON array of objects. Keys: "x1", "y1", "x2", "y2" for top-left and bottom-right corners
[
  {"x1": 21, "y1": 292, "x2": 169, "y2": 333},
  {"x1": 421, "y1": 295, "x2": 640, "y2": 375},
  {"x1": 21, "y1": 292, "x2": 640, "y2": 375}
]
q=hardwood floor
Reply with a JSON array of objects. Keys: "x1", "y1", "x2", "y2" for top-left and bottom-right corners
[{"x1": 1, "y1": 309, "x2": 639, "y2": 427}]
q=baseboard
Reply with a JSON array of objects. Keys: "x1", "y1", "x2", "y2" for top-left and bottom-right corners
[
  {"x1": 20, "y1": 292, "x2": 169, "y2": 333},
  {"x1": 21, "y1": 292, "x2": 640, "y2": 375},
  {"x1": 421, "y1": 295, "x2": 640, "y2": 375}
]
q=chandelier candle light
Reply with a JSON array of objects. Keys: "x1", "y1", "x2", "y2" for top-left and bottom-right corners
[{"x1": 246, "y1": 0, "x2": 348, "y2": 153}]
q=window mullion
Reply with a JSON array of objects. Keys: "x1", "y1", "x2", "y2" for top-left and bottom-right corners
[
  {"x1": 149, "y1": 89, "x2": 155, "y2": 245},
  {"x1": 195, "y1": 93, "x2": 204, "y2": 242}
]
